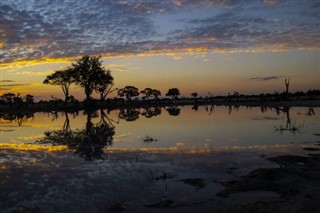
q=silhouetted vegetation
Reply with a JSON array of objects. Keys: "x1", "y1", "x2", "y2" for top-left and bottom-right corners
[
  {"x1": 43, "y1": 68, "x2": 74, "y2": 103},
  {"x1": 166, "y1": 88, "x2": 180, "y2": 99},
  {"x1": 166, "y1": 106, "x2": 181, "y2": 116},
  {"x1": 1, "y1": 55, "x2": 320, "y2": 113},
  {"x1": 37, "y1": 110, "x2": 115, "y2": 161}
]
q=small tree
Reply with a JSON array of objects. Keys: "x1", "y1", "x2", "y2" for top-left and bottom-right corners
[
  {"x1": 284, "y1": 77, "x2": 290, "y2": 100},
  {"x1": 1, "y1": 93, "x2": 15, "y2": 105},
  {"x1": 118, "y1": 86, "x2": 139, "y2": 101},
  {"x1": 43, "y1": 68, "x2": 73, "y2": 103},
  {"x1": 140, "y1": 88, "x2": 161, "y2": 100},
  {"x1": 25, "y1": 94, "x2": 34, "y2": 105},
  {"x1": 166, "y1": 88, "x2": 180, "y2": 99},
  {"x1": 152, "y1": 89, "x2": 161, "y2": 100},
  {"x1": 191, "y1": 92, "x2": 198, "y2": 102},
  {"x1": 140, "y1": 88, "x2": 153, "y2": 100}
]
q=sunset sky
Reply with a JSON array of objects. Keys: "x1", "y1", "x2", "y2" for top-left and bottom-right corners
[{"x1": 0, "y1": 0, "x2": 319, "y2": 101}]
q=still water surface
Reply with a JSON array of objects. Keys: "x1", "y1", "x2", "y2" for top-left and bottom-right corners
[
  {"x1": 1, "y1": 106, "x2": 319, "y2": 150},
  {"x1": 0, "y1": 106, "x2": 319, "y2": 212}
]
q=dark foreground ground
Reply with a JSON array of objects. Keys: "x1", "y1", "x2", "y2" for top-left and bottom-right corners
[{"x1": 1, "y1": 140, "x2": 320, "y2": 213}]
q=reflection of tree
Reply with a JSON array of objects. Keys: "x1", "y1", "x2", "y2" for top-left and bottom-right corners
[
  {"x1": 38, "y1": 110, "x2": 115, "y2": 161},
  {"x1": 119, "y1": 108, "x2": 140, "y2": 121},
  {"x1": 274, "y1": 107, "x2": 299, "y2": 134},
  {"x1": 306, "y1": 107, "x2": 315, "y2": 116},
  {"x1": 192, "y1": 105, "x2": 199, "y2": 111},
  {"x1": 166, "y1": 106, "x2": 181, "y2": 116},
  {"x1": 205, "y1": 105, "x2": 214, "y2": 115},
  {"x1": 141, "y1": 107, "x2": 161, "y2": 118},
  {"x1": 0, "y1": 112, "x2": 34, "y2": 126}
]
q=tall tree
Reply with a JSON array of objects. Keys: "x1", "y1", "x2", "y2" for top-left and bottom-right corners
[
  {"x1": 166, "y1": 88, "x2": 180, "y2": 99},
  {"x1": 43, "y1": 68, "x2": 73, "y2": 103},
  {"x1": 72, "y1": 55, "x2": 107, "y2": 101},
  {"x1": 118, "y1": 86, "x2": 139, "y2": 100},
  {"x1": 95, "y1": 69, "x2": 114, "y2": 102}
]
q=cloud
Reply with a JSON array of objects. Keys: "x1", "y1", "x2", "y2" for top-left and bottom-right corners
[
  {"x1": 250, "y1": 76, "x2": 282, "y2": 81},
  {"x1": 15, "y1": 70, "x2": 53, "y2": 76},
  {"x1": 0, "y1": 83, "x2": 31, "y2": 87},
  {"x1": 0, "y1": 0, "x2": 319, "y2": 66},
  {"x1": 0, "y1": 80, "x2": 14, "y2": 83}
]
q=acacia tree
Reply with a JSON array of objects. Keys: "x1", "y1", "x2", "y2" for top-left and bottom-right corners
[
  {"x1": 43, "y1": 68, "x2": 73, "y2": 103},
  {"x1": 118, "y1": 86, "x2": 139, "y2": 101},
  {"x1": 95, "y1": 69, "x2": 114, "y2": 102},
  {"x1": 166, "y1": 88, "x2": 180, "y2": 99},
  {"x1": 72, "y1": 55, "x2": 108, "y2": 101}
]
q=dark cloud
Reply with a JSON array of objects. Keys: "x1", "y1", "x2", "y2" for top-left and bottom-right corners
[
  {"x1": 0, "y1": 80, "x2": 14, "y2": 83},
  {"x1": 250, "y1": 76, "x2": 282, "y2": 81},
  {"x1": 0, "y1": 0, "x2": 319, "y2": 64}
]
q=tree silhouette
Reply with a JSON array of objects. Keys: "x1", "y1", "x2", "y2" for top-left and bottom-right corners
[
  {"x1": 25, "y1": 94, "x2": 34, "y2": 105},
  {"x1": 166, "y1": 88, "x2": 180, "y2": 99},
  {"x1": 284, "y1": 77, "x2": 290, "y2": 100},
  {"x1": 152, "y1": 89, "x2": 161, "y2": 100},
  {"x1": 140, "y1": 88, "x2": 153, "y2": 100},
  {"x1": 95, "y1": 69, "x2": 114, "y2": 102},
  {"x1": 118, "y1": 86, "x2": 139, "y2": 101},
  {"x1": 1, "y1": 93, "x2": 15, "y2": 107},
  {"x1": 72, "y1": 55, "x2": 109, "y2": 102},
  {"x1": 191, "y1": 92, "x2": 198, "y2": 102},
  {"x1": 140, "y1": 88, "x2": 161, "y2": 100},
  {"x1": 43, "y1": 68, "x2": 74, "y2": 103}
]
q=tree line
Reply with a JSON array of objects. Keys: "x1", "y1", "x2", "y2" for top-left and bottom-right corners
[
  {"x1": 1, "y1": 55, "x2": 320, "y2": 108},
  {"x1": 43, "y1": 55, "x2": 182, "y2": 104}
]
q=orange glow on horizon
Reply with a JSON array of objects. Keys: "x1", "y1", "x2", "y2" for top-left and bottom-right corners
[{"x1": 1, "y1": 44, "x2": 317, "y2": 70}]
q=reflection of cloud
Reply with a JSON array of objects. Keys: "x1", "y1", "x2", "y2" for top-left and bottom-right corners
[
  {"x1": 250, "y1": 76, "x2": 282, "y2": 81},
  {"x1": 0, "y1": 0, "x2": 319, "y2": 66},
  {"x1": 17, "y1": 134, "x2": 44, "y2": 141},
  {"x1": 114, "y1": 133, "x2": 130, "y2": 142}
]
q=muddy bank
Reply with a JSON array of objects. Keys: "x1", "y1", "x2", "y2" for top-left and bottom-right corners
[{"x1": 217, "y1": 153, "x2": 320, "y2": 213}]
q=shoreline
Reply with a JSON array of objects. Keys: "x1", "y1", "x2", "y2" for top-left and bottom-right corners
[{"x1": 1, "y1": 99, "x2": 319, "y2": 114}]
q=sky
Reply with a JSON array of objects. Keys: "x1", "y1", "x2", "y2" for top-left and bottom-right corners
[{"x1": 0, "y1": 0, "x2": 319, "y2": 101}]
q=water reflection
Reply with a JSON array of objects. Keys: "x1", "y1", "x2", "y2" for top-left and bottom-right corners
[
  {"x1": 37, "y1": 110, "x2": 115, "y2": 161},
  {"x1": 0, "y1": 112, "x2": 34, "y2": 126},
  {"x1": 140, "y1": 106, "x2": 161, "y2": 118},
  {"x1": 119, "y1": 108, "x2": 140, "y2": 121},
  {"x1": 1, "y1": 105, "x2": 318, "y2": 160},
  {"x1": 166, "y1": 106, "x2": 181, "y2": 116},
  {"x1": 273, "y1": 107, "x2": 300, "y2": 134}
]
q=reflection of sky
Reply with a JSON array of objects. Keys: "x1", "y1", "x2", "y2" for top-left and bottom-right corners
[{"x1": 1, "y1": 106, "x2": 319, "y2": 151}]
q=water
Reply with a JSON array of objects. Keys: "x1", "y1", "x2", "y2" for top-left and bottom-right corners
[{"x1": 1, "y1": 106, "x2": 319, "y2": 212}]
